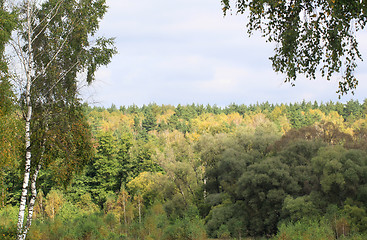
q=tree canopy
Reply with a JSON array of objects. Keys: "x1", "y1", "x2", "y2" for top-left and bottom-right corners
[
  {"x1": 1, "y1": 101, "x2": 367, "y2": 239},
  {"x1": 6, "y1": 0, "x2": 116, "y2": 239},
  {"x1": 221, "y1": 0, "x2": 367, "y2": 95}
]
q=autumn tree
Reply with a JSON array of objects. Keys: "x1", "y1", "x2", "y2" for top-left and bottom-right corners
[
  {"x1": 0, "y1": 1, "x2": 20, "y2": 208},
  {"x1": 221, "y1": 0, "x2": 367, "y2": 95},
  {"x1": 7, "y1": 0, "x2": 116, "y2": 239},
  {"x1": 0, "y1": 80, "x2": 22, "y2": 207}
]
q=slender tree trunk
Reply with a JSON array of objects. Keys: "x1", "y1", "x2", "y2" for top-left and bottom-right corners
[
  {"x1": 17, "y1": 1, "x2": 33, "y2": 239},
  {"x1": 17, "y1": 71, "x2": 32, "y2": 239},
  {"x1": 21, "y1": 163, "x2": 41, "y2": 239},
  {"x1": 1, "y1": 175, "x2": 5, "y2": 207},
  {"x1": 122, "y1": 191, "x2": 126, "y2": 225},
  {"x1": 138, "y1": 198, "x2": 141, "y2": 224},
  {"x1": 203, "y1": 178, "x2": 207, "y2": 199}
]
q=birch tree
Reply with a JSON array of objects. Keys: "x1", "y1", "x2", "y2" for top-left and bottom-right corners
[{"x1": 8, "y1": 0, "x2": 116, "y2": 239}]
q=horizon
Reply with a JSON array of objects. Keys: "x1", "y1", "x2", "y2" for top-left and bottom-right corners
[{"x1": 86, "y1": 99, "x2": 367, "y2": 110}]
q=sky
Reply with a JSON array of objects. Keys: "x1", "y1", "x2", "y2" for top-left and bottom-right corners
[{"x1": 82, "y1": 0, "x2": 367, "y2": 107}]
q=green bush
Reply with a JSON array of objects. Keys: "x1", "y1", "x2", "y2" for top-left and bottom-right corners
[
  {"x1": 29, "y1": 211, "x2": 113, "y2": 240},
  {"x1": 0, "y1": 205, "x2": 18, "y2": 240},
  {"x1": 273, "y1": 218, "x2": 334, "y2": 240}
]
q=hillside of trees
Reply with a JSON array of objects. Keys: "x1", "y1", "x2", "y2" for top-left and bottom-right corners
[{"x1": 1, "y1": 100, "x2": 367, "y2": 239}]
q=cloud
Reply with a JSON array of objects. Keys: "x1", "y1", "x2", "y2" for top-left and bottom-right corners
[
  {"x1": 88, "y1": 0, "x2": 367, "y2": 107},
  {"x1": 199, "y1": 66, "x2": 246, "y2": 92}
]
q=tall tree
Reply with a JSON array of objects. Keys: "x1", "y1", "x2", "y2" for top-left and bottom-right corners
[
  {"x1": 221, "y1": 0, "x2": 367, "y2": 95},
  {"x1": 8, "y1": 0, "x2": 116, "y2": 239},
  {"x1": 0, "y1": 0, "x2": 16, "y2": 73},
  {"x1": 0, "y1": 0, "x2": 19, "y2": 208}
]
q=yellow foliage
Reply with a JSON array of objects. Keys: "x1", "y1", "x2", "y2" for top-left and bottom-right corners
[
  {"x1": 89, "y1": 110, "x2": 134, "y2": 132},
  {"x1": 110, "y1": 188, "x2": 135, "y2": 224},
  {"x1": 33, "y1": 190, "x2": 45, "y2": 219},
  {"x1": 127, "y1": 172, "x2": 164, "y2": 197},
  {"x1": 45, "y1": 190, "x2": 64, "y2": 220},
  {"x1": 308, "y1": 108, "x2": 325, "y2": 120},
  {"x1": 270, "y1": 105, "x2": 286, "y2": 120},
  {"x1": 243, "y1": 112, "x2": 271, "y2": 128},
  {"x1": 192, "y1": 113, "x2": 230, "y2": 134},
  {"x1": 186, "y1": 132, "x2": 201, "y2": 142},
  {"x1": 322, "y1": 111, "x2": 343, "y2": 125},
  {"x1": 156, "y1": 109, "x2": 175, "y2": 124},
  {"x1": 158, "y1": 130, "x2": 185, "y2": 146},
  {"x1": 226, "y1": 112, "x2": 243, "y2": 126},
  {"x1": 351, "y1": 118, "x2": 367, "y2": 132},
  {"x1": 278, "y1": 115, "x2": 291, "y2": 134},
  {"x1": 76, "y1": 193, "x2": 99, "y2": 213},
  {"x1": 322, "y1": 111, "x2": 353, "y2": 135}
]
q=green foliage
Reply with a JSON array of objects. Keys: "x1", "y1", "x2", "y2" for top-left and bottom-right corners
[
  {"x1": 37, "y1": 105, "x2": 94, "y2": 187},
  {"x1": 24, "y1": 0, "x2": 116, "y2": 182},
  {"x1": 221, "y1": 0, "x2": 366, "y2": 95},
  {"x1": 0, "y1": 205, "x2": 18, "y2": 239},
  {"x1": 44, "y1": 189, "x2": 65, "y2": 220},
  {"x1": 4, "y1": 101, "x2": 367, "y2": 239},
  {"x1": 343, "y1": 199, "x2": 367, "y2": 233},
  {"x1": 282, "y1": 195, "x2": 321, "y2": 222},
  {"x1": 29, "y1": 212, "x2": 108, "y2": 240},
  {"x1": 89, "y1": 131, "x2": 122, "y2": 205},
  {"x1": 0, "y1": 1, "x2": 16, "y2": 73},
  {"x1": 0, "y1": 79, "x2": 15, "y2": 116},
  {"x1": 164, "y1": 214, "x2": 206, "y2": 240},
  {"x1": 274, "y1": 218, "x2": 335, "y2": 240},
  {"x1": 311, "y1": 146, "x2": 367, "y2": 204},
  {"x1": 0, "y1": 79, "x2": 22, "y2": 207},
  {"x1": 142, "y1": 108, "x2": 157, "y2": 132}
]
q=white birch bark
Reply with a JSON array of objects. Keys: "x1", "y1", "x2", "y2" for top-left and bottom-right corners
[
  {"x1": 17, "y1": 1, "x2": 33, "y2": 239},
  {"x1": 21, "y1": 163, "x2": 41, "y2": 239},
  {"x1": 14, "y1": 1, "x2": 65, "y2": 238},
  {"x1": 9, "y1": 0, "x2": 113, "y2": 238}
]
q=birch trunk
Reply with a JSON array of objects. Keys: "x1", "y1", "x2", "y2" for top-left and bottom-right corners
[
  {"x1": 17, "y1": 1, "x2": 33, "y2": 239},
  {"x1": 17, "y1": 70, "x2": 32, "y2": 239},
  {"x1": 11, "y1": 0, "x2": 115, "y2": 238},
  {"x1": 21, "y1": 163, "x2": 41, "y2": 239}
]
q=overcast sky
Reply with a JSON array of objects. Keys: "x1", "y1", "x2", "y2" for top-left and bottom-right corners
[{"x1": 82, "y1": 0, "x2": 367, "y2": 107}]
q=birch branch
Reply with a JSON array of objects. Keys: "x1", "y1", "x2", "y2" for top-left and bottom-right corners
[
  {"x1": 32, "y1": 25, "x2": 74, "y2": 84},
  {"x1": 31, "y1": 0, "x2": 64, "y2": 45},
  {"x1": 44, "y1": 60, "x2": 80, "y2": 95}
]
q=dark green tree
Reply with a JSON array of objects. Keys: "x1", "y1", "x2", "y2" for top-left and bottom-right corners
[
  {"x1": 142, "y1": 108, "x2": 157, "y2": 132},
  {"x1": 88, "y1": 131, "x2": 120, "y2": 206},
  {"x1": 311, "y1": 146, "x2": 367, "y2": 205},
  {"x1": 236, "y1": 156, "x2": 300, "y2": 236},
  {"x1": 343, "y1": 99, "x2": 362, "y2": 121},
  {"x1": 221, "y1": 0, "x2": 367, "y2": 95}
]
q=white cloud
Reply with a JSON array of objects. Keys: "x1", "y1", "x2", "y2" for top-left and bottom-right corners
[
  {"x1": 199, "y1": 66, "x2": 246, "y2": 92},
  {"x1": 86, "y1": 0, "x2": 367, "y2": 107}
]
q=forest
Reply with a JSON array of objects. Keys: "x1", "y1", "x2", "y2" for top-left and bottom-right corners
[
  {"x1": 1, "y1": 99, "x2": 367, "y2": 239},
  {"x1": 2, "y1": 0, "x2": 367, "y2": 239}
]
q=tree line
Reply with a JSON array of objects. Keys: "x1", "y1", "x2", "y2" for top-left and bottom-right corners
[{"x1": 1, "y1": 101, "x2": 367, "y2": 239}]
